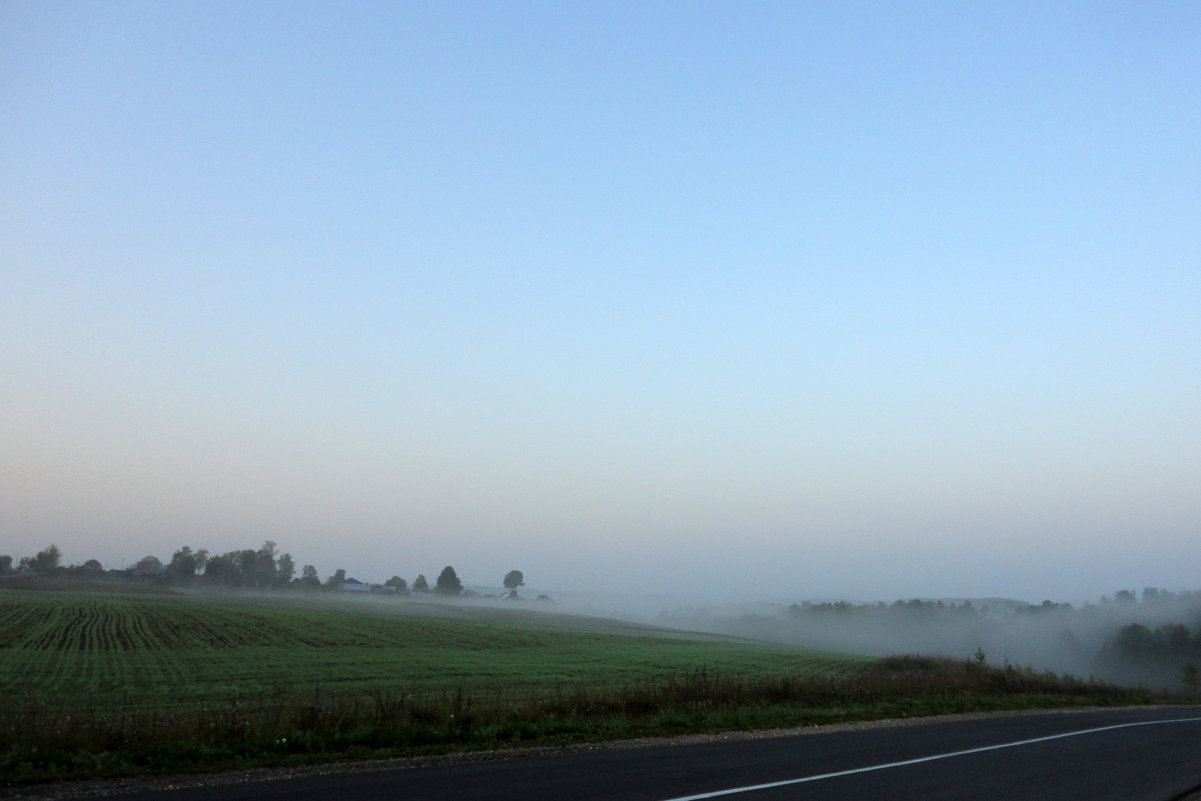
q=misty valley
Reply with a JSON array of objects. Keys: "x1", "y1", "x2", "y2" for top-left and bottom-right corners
[{"x1": 657, "y1": 590, "x2": 1201, "y2": 693}]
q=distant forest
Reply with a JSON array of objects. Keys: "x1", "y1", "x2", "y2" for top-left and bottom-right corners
[{"x1": 664, "y1": 589, "x2": 1201, "y2": 692}]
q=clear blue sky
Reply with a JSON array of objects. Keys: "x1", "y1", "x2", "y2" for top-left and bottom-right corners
[{"x1": 3, "y1": 1, "x2": 1199, "y2": 602}]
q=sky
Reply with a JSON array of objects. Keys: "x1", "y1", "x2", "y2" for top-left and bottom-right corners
[{"x1": 2, "y1": 1, "x2": 1199, "y2": 604}]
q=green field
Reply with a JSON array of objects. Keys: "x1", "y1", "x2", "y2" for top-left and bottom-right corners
[
  {"x1": 0, "y1": 589, "x2": 864, "y2": 705},
  {"x1": 0, "y1": 585, "x2": 1162, "y2": 786}
]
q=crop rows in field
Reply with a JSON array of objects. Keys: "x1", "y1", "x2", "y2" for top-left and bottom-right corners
[
  {"x1": 0, "y1": 595, "x2": 316, "y2": 651},
  {"x1": 0, "y1": 589, "x2": 871, "y2": 711}
]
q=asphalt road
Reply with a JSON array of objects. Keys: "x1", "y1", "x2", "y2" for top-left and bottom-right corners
[{"x1": 107, "y1": 707, "x2": 1201, "y2": 801}]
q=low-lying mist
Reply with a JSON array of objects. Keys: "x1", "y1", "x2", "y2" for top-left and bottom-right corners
[{"x1": 546, "y1": 588, "x2": 1201, "y2": 691}]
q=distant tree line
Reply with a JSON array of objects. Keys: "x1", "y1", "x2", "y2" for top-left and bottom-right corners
[
  {"x1": 788, "y1": 588, "x2": 1201, "y2": 622},
  {"x1": 1090, "y1": 590, "x2": 1201, "y2": 687},
  {"x1": 1108, "y1": 622, "x2": 1201, "y2": 664},
  {"x1": 0, "y1": 544, "x2": 64, "y2": 575},
  {"x1": 778, "y1": 588, "x2": 1201, "y2": 690},
  {"x1": 788, "y1": 598, "x2": 987, "y2": 619},
  {"x1": 0, "y1": 542, "x2": 536, "y2": 602}
]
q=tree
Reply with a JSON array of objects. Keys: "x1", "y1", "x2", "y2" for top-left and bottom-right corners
[
  {"x1": 434, "y1": 566, "x2": 462, "y2": 596},
  {"x1": 1183, "y1": 664, "x2": 1200, "y2": 696},
  {"x1": 170, "y1": 546, "x2": 205, "y2": 579},
  {"x1": 243, "y1": 542, "x2": 278, "y2": 588},
  {"x1": 276, "y1": 552, "x2": 296, "y2": 586},
  {"x1": 1113, "y1": 623, "x2": 1157, "y2": 659},
  {"x1": 413, "y1": 574, "x2": 429, "y2": 593},
  {"x1": 132, "y1": 555, "x2": 164, "y2": 579},
  {"x1": 299, "y1": 564, "x2": 320, "y2": 589},
  {"x1": 503, "y1": 570, "x2": 524, "y2": 598},
  {"x1": 326, "y1": 568, "x2": 346, "y2": 589},
  {"x1": 0, "y1": 555, "x2": 12, "y2": 574},
  {"x1": 198, "y1": 546, "x2": 277, "y2": 588},
  {"x1": 1164, "y1": 624, "x2": 1192, "y2": 654},
  {"x1": 31, "y1": 544, "x2": 62, "y2": 574},
  {"x1": 202, "y1": 553, "x2": 242, "y2": 587}
]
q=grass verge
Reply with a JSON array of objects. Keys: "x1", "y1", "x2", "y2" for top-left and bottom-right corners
[{"x1": 1, "y1": 656, "x2": 1166, "y2": 786}]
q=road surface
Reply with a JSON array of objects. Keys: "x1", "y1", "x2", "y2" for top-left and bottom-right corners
[{"x1": 104, "y1": 706, "x2": 1201, "y2": 801}]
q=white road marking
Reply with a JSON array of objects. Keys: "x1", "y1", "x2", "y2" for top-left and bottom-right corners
[{"x1": 660, "y1": 716, "x2": 1201, "y2": 801}]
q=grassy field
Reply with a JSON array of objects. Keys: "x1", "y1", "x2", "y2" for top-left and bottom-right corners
[
  {"x1": 0, "y1": 585, "x2": 1164, "y2": 785},
  {"x1": 0, "y1": 589, "x2": 865, "y2": 701}
]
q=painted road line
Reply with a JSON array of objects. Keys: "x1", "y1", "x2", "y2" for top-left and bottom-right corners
[{"x1": 661, "y1": 716, "x2": 1201, "y2": 801}]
